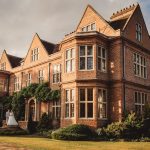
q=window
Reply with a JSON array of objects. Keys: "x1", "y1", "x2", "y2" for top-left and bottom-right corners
[
  {"x1": 52, "y1": 100, "x2": 61, "y2": 119},
  {"x1": 79, "y1": 88, "x2": 93, "y2": 118},
  {"x1": 79, "y1": 45, "x2": 93, "y2": 70},
  {"x1": 133, "y1": 53, "x2": 147, "y2": 78},
  {"x1": 134, "y1": 91, "x2": 147, "y2": 115},
  {"x1": 81, "y1": 23, "x2": 96, "y2": 32},
  {"x1": 66, "y1": 49, "x2": 75, "y2": 73},
  {"x1": 98, "y1": 46, "x2": 107, "y2": 72},
  {"x1": 14, "y1": 77, "x2": 20, "y2": 91},
  {"x1": 38, "y1": 70, "x2": 44, "y2": 84},
  {"x1": 136, "y1": 24, "x2": 142, "y2": 42},
  {"x1": 98, "y1": 89, "x2": 107, "y2": 119},
  {"x1": 31, "y1": 48, "x2": 39, "y2": 61},
  {"x1": 53, "y1": 64, "x2": 61, "y2": 83},
  {"x1": 1, "y1": 62, "x2": 6, "y2": 70},
  {"x1": 26, "y1": 73, "x2": 32, "y2": 87},
  {"x1": 65, "y1": 89, "x2": 75, "y2": 118}
]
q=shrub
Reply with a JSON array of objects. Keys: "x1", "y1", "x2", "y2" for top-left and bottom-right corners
[
  {"x1": 97, "y1": 122, "x2": 125, "y2": 140},
  {"x1": 39, "y1": 130, "x2": 53, "y2": 138},
  {"x1": 51, "y1": 124, "x2": 96, "y2": 141},
  {"x1": 0, "y1": 129, "x2": 28, "y2": 135},
  {"x1": 123, "y1": 113, "x2": 143, "y2": 139},
  {"x1": 37, "y1": 113, "x2": 51, "y2": 132}
]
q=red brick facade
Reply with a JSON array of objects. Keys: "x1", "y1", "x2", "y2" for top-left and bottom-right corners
[{"x1": 0, "y1": 4, "x2": 150, "y2": 128}]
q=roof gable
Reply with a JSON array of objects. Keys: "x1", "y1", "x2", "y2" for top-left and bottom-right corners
[
  {"x1": 23, "y1": 33, "x2": 55, "y2": 66},
  {"x1": 76, "y1": 5, "x2": 118, "y2": 36},
  {"x1": 0, "y1": 50, "x2": 12, "y2": 71},
  {"x1": 123, "y1": 4, "x2": 150, "y2": 49}
]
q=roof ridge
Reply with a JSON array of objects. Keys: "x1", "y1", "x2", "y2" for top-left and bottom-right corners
[
  {"x1": 110, "y1": 3, "x2": 138, "y2": 20},
  {"x1": 41, "y1": 39, "x2": 56, "y2": 45}
]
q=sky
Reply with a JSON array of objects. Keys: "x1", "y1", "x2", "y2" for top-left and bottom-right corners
[{"x1": 0, "y1": 0, "x2": 149, "y2": 58}]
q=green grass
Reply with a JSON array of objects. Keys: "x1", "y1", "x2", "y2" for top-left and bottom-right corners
[{"x1": 0, "y1": 136, "x2": 149, "y2": 150}]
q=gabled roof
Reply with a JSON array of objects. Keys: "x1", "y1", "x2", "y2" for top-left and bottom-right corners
[
  {"x1": 109, "y1": 3, "x2": 138, "y2": 31},
  {"x1": 41, "y1": 39, "x2": 59, "y2": 55},
  {"x1": 7, "y1": 54, "x2": 23, "y2": 68}
]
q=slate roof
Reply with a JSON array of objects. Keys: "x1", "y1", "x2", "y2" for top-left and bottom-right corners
[
  {"x1": 7, "y1": 54, "x2": 22, "y2": 68},
  {"x1": 41, "y1": 39, "x2": 59, "y2": 55}
]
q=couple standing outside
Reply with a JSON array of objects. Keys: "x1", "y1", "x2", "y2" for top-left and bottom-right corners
[{"x1": 6, "y1": 110, "x2": 18, "y2": 127}]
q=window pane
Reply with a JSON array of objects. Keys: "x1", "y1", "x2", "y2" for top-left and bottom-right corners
[
  {"x1": 71, "y1": 49, "x2": 75, "y2": 58},
  {"x1": 70, "y1": 103, "x2": 74, "y2": 117},
  {"x1": 103, "y1": 90, "x2": 107, "y2": 102},
  {"x1": 87, "y1": 89, "x2": 93, "y2": 101},
  {"x1": 66, "y1": 60, "x2": 71, "y2": 72},
  {"x1": 80, "y1": 57, "x2": 85, "y2": 70},
  {"x1": 87, "y1": 57, "x2": 93, "y2": 70},
  {"x1": 71, "y1": 59, "x2": 75, "y2": 72},
  {"x1": 65, "y1": 104, "x2": 69, "y2": 117},
  {"x1": 102, "y1": 48, "x2": 106, "y2": 58},
  {"x1": 80, "y1": 103, "x2": 85, "y2": 117},
  {"x1": 98, "y1": 47, "x2": 101, "y2": 57},
  {"x1": 80, "y1": 89, "x2": 85, "y2": 101},
  {"x1": 80, "y1": 46, "x2": 85, "y2": 56},
  {"x1": 71, "y1": 89, "x2": 75, "y2": 101},
  {"x1": 66, "y1": 90, "x2": 70, "y2": 102},
  {"x1": 98, "y1": 89, "x2": 102, "y2": 102},
  {"x1": 135, "y1": 92, "x2": 138, "y2": 103},
  {"x1": 91, "y1": 23, "x2": 96, "y2": 30},
  {"x1": 98, "y1": 58, "x2": 101, "y2": 70},
  {"x1": 87, "y1": 46, "x2": 93, "y2": 55},
  {"x1": 87, "y1": 103, "x2": 93, "y2": 118}
]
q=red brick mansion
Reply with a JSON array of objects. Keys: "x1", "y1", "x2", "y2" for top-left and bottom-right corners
[{"x1": 0, "y1": 4, "x2": 150, "y2": 128}]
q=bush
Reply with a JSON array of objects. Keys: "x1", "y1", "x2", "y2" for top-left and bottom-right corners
[
  {"x1": 37, "y1": 113, "x2": 51, "y2": 132},
  {"x1": 0, "y1": 129, "x2": 28, "y2": 135},
  {"x1": 97, "y1": 122, "x2": 124, "y2": 140},
  {"x1": 123, "y1": 113, "x2": 143, "y2": 139},
  {"x1": 51, "y1": 124, "x2": 96, "y2": 141},
  {"x1": 97, "y1": 113, "x2": 144, "y2": 140}
]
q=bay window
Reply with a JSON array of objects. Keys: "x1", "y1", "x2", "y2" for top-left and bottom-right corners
[
  {"x1": 79, "y1": 45, "x2": 93, "y2": 70},
  {"x1": 98, "y1": 46, "x2": 107, "y2": 72},
  {"x1": 66, "y1": 48, "x2": 75, "y2": 73},
  {"x1": 65, "y1": 89, "x2": 75, "y2": 118},
  {"x1": 79, "y1": 88, "x2": 93, "y2": 118},
  {"x1": 98, "y1": 89, "x2": 107, "y2": 119}
]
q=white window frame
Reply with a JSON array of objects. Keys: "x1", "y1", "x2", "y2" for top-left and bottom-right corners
[
  {"x1": 136, "y1": 23, "x2": 142, "y2": 42},
  {"x1": 79, "y1": 45, "x2": 94, "y2": 71},
  {"x1": 26, "y1": 73, "x2": 32, "y2": 87},
  {"x1": 65, "y1": 48, "x2": 75, "y2": 73},
  {"x1": 38, "y1": 70, "x2": 44, "y2": 84},
  {"x1": 98, "y1": 88, "x2": 107, "y2": 119},
  {"x1": 14, "y1": 76, "x2": 20, "y2": 91},
  {"x1": 97, "y1": 46, "x2": 107, "y2": 72},
  {"x1": 1, "y1": 62, "x2": 6, "y2": 70},
  {"x1": 53, "y1": 64, "x2": 61, "y2": 83},
  {"x1": 133, "y1": 53, "x2": 147, "y2": 79},
  {"x1": 79, "y1": 88, "x2": 94, "y2": 119},
  {"x1": 65, "y1": 89, "x2": 75, "y2": 119},
  {"x1": 31, "y1": 48, "x2": 39, "y2": 62},
  {"x1": 134, "y1": 91, "x2": 147, "y2": 115},
  {"x1": 52, "y1": 100, "x2": 61, "y2": 119},
  {"x1": 81, "y1": 22, "x2": 96, "y2": 32}
]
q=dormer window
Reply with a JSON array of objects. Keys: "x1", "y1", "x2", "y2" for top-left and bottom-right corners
[
  {"x1": 136, "y1": 24, "x2": 142, "y2": 42},
  {"x1": 1, "y1": 62, "x2": 6, "y2": 70},
  {"x1": 81, "y1": 23, "x2": 96, "y2": 32},
  {"x1": 31, "y1": 48, "x2": 39, "y2": 61}
]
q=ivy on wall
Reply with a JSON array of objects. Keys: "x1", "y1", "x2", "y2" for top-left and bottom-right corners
[{"x1": 1, "y1": 83, "x2": 60, "y2": 120}]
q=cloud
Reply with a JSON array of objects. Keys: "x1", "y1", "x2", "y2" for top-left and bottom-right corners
[{"x1": 0, "y1": 0, "x2": 149, "y2": 58}]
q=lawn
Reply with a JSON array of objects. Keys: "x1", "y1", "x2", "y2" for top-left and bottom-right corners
[{"x1": 0, "y1": 136, "x2": 149, "y2": 150}]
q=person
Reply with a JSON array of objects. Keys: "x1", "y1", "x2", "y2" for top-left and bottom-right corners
[
  {"x1": 7, "y1": 110, "x2": 18, "y2": 127},
  {"x1": 6, "y1": 109, "x2": 10, "y2": 124}
]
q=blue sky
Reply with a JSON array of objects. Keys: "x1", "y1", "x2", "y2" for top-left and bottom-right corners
[{"x1": 0, "y1": 0, "x2": 149, "y2": 57}]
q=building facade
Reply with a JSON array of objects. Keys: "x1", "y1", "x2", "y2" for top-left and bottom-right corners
[{"x1": 0, "y1": 4, "x2": 150, "y2": 128}]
